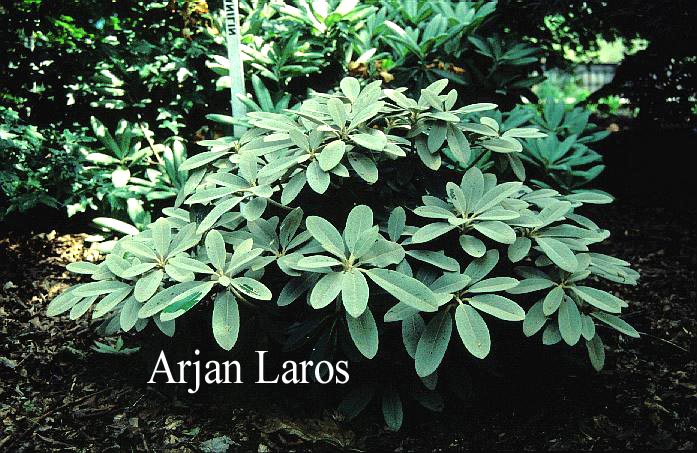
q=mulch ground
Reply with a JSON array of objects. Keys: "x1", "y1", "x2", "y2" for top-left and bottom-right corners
[{"x1": 1, "y1": 196, "x2": 695, "y2": 451}]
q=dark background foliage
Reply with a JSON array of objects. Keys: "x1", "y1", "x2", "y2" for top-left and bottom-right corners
[{"x1": 493, "y1": 0, "x2": 697, "y2": 126}]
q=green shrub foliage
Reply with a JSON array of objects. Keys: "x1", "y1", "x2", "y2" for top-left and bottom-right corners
[
  {"x1": 0, "y1": 107, "x2": 90, "y2": 218},
  {"x1": 0, "y1": 0, "x2": 552, "y2": 224},
  {"x1": 49, "y1": 77, "x2": 639, "y2": 428}
]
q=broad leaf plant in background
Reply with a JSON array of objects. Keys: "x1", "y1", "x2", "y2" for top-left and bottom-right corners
[{"x1": 49, "y1": 76, "x2": 640, "y2": 430}]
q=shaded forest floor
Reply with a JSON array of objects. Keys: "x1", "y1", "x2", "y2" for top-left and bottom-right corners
[{"x1": 1, "y1": 196, "x2": 696, "y2": 451}]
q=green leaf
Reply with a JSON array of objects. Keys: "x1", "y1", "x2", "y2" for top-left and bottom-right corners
[
  {"x1": 119, "y1": 296, "x2": 140, "y2": 332},
  {"x1": 306, "y1": 216, "x2": 346, "y2": 258},
  {"x1": 481, "y1": 137, "x2": 522, "y2": 153},
  {"x1": 73, "y1": 280, "x2": 131, "y2": 297},
  {"x1": 104, "y1": 254, "x2": 130, "y2": 278},
  {"x1": 327, "y1": 98, "x2": 347, "y2": 128},
  {"x1": 310, "y1": 272, "x2": 343, "y2": 309},
  {"x1": 240, "y1": 197, "x2": 267, "y2": 221},
  {"x1": 139, "y1": 281, "x2": 214, "y2": 318},
  {"x1": 459, "y1": 235, "x2": 486, "y2": 257},
  {"x1": 180, "y1": 150, "x2": 229, "y2": 171},
  {"x1": 414, "y1": 205, "x2": 455, "y2": 220},
  {"x1": 212, "y1": 291, "x2": 240, "y2": 350},
  {"x1": 344, "y1": 205, "x2": 373, "y2": 253},
  {"x1": 93, "y1": 217, "x2": 139, "y2": 236},
  {"x1": 427, "y1": 124, "x2": 447, "y2": 152},
  {"x1": 167, "y1": 256, "x2": 214, "y2": 274},
  {"x1": 446, "y1": 126, "x2": 471, "y2": 163},
  {"x1": 406, "y1": 250, "x2": 459, "y2": 272},
  {"x1": 581, "y1": 314, "x2": 596, "y2": 340},
  {"x1": 111, "y1": 168, "x2": 130, "y2": 187},
  {"x1": 348, "y1": 154, "x2": 378, "y2": 184},
  {"x1": 446, "y1": 182, "x2": 467, "y2": 214},
  {"x1": 66, "y1": 261, "x2": 100, "y2": 275},
  {"x1": 558, "y1": 296, "x2": 582, "y2": 345},
  {"x1": 69, "y1": 296, "x2": 96, "y2": 320},
  {"x1": 153, "y1": 318, "x2": 175, "y2": 337},
  {"x1": 151, "y1": 219, "x2": 171, "y2": 258},
  {"x1": 231, "y1": 277, "x2": 272, "y2": 300},
  {"x1": 463, "y1": 249, "x2": 499, "y2": 284},
  {"x1": 474, "y1": 182, "x2": 522, "y2": 213},
  {"x1": 507, "y1": 278, "x2": 555, "y2": 294},
  {"x1": 412, "y1": 222, "x2": 456, "y2": 244},
  {"x1": 401, "y1": 313, "x2": 425, "y2": 358},
  {"x1": 366, "y1": 269, "x2": 441, "y2": 312},
  {"x1": 47, "y1": 290, "x2": 80, "y2": 316},
  {"x1": 317, "y1": 140, "x2": 346, "y2": 171},
  {"x1": 342, "y1": 269, "x2": 370, "y2": 318},
  {"x1": 586, "y1": 335, "x2": 606, "y2": 371},
  {"x1": 416, "y1": 137, "x2": 441, "y2": 170},
  {"x1": 360, "y1": 238, "x2": 405, "y2": 268},
  {"x1": 306, "y1": 160, "x2": 330, "y2": 194},
  {"x1": 297, "y1": 255, "x2": 343, "y2": 269},
  {"x1": 591, "y1": 312, "x2": 640, "y2": 338},
  {"x1": 535, "y1": 237, "x2": 578, "y2": 272},
  {"x1": 469, "y1": 294, "x2": 525, "y2": 321},
  {"x1": 281, "y1": 172, "x2": 306, "y2": 205},
  {"x1": 415, "y1": 311, "x2": 452, "y2": 377},
  {"x1": 523, "y1": 300, "x2": 547, "y2": 337},
  {"x1": 382, "y1": 386, "x2": 403, "y2": 431},
  {"x1": 121, "y1": 262, "x2": 158, "y2": 279},
  {"x1": 387, "y1": 207, "x2": 406, "y2": 241},
  {"x1": 277, "y1": 274, "x2": 317, "y2": 307},
  {"x1": 430, "y1": 273, "x2": 471, "y2": 294},
  {"x1": 196, "y1": 197, "x2": 244, "y2": 234},
  {"x1": 543, "y1": 286, "x2": 564, "y2": 315},
  {"x1": 571, "y1": 286, "x2": 623, "y2": 314},
  {"x1": 160, "y1": 291, "x2": 204, "y2": 321},
  {"x1": 508, "y1": 237, "x2": 531, "y2": 262},
  {"x1": 90, "y1": 116, "x2": 123, "y2": 158},
  {"x1": 468, "y1": 277, "x2": 519, "y2": 293},
  {"x1": 205, "y1": 229, "x2": 227, "y2": 271},
  {"x1": 351, "y1": 132, "x2": 387, "y2": 151},
  {"x1": 340, "y1": 77, "x2": 361, "y2": 102},
  {"x1": 186, "y1": 187, "x2": 239, "y2": 204},
  {"x1": 93, "y1": 287, "x2": 131, "y2": 319},
  {"x1": 279, "y1": 207, "x2": 303, "y2": 249},
  {"x1": 347, "y1": 308, "x2": 378, "y2": 359},
  {"x1": 455, "y1": 304, "x2": 491, "y2": 359},
  {"x1": 542, "y1": 322, "x2": 562, "y2": 345},
  {"x1": 472, "y1": 221, "x2": 516, "y2": 244}
]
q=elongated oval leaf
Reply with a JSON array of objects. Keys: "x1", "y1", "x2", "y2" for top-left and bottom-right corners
[
  {"x1": 306, "y1": 216, "x2": 345, "y2": 258},
  {"x1": 212, "y1": 291, "x2": 240, "y2": 350},
  {"x1": 455, "y1": 304, "x2": 490, "y2": 359},
  {"x1": 382, "y1": 386, "x2": 403, "y2": 431},
  {"x1": 571, "y1": 286, "x2": 622, "y2": 313},
  {"x1": 558, "y1": 296, "x2": 582, "y2": 345},
  {"x1": 415, "y1": 311, "x2": 452, "y2": 377},
  {"x1": 310, "y1": 272, "x2": 343, "y2": 309},
  {"x1": 365, "y1": 269, "x2": 441, "y2": 312},
  {"x1": 342, "y1": 269, "x2": 370, "y2": 318},
  {"x1": 347, "y1": 308, "x2": 378, "y2": 359},
  {"x1": 469, "y1": 294, "x2": 525, "y2": 321},
  {"x1": 230, "y1": 277, "x2": 272, "y2": 300},
  {"x1": 591, "y1": 312, "x2": 640, "y2": 338},
  {"x1": 523, "y1": 300, "x2": 547, "y2": 337},
  {"x1": 536, "y1": 237, "x2": 578, "y2": 272},
  {"x1": 543, "y1": 286, "x2": 564, "y2": 315}
]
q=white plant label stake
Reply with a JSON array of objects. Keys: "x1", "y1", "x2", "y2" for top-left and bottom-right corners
[{"x1": 223, "y1": 0, "x2": 247, "y2": 135}]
